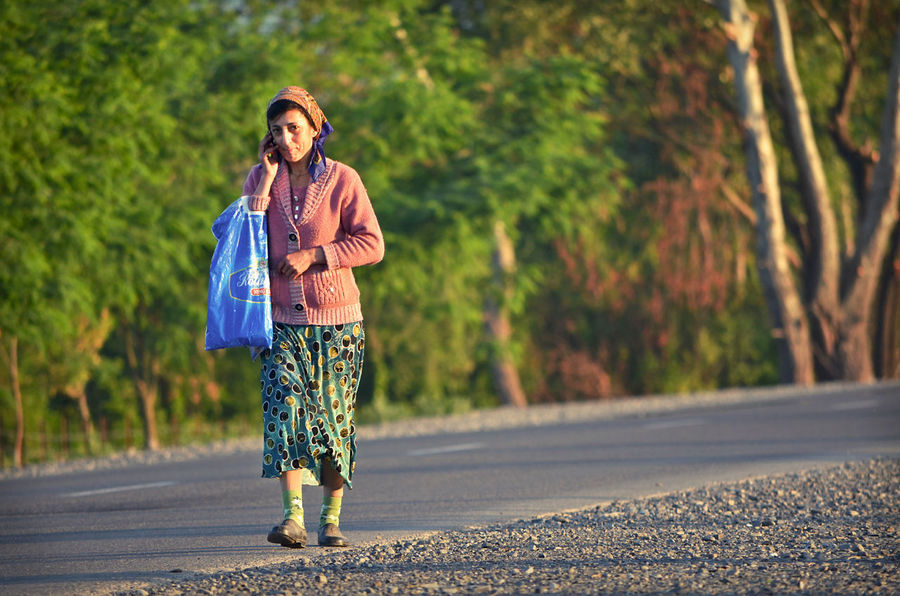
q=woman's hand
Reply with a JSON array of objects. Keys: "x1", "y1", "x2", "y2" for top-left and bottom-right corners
[
  {"x1": 279, "y1": 247, "x2": 326, "y2": 280},
  {"x1": 249, "y1": 132, "x2": 279, "y2": 211},
  {"x1": 258, "y1": 131, "x2": 279, "y2": 179}
]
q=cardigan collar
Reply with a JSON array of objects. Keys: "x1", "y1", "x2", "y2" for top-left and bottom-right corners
[{"x1": 270, "y1": 159, "x2": 337, "y2": 230}]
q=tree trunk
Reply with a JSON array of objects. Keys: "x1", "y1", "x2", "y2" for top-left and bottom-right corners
[
  {"x1": 9, "y1": 336, "x2": 24, "y2": 468},
  {"x1": 123, "y1": 326, "x2": 160, "y2": 451},
  {"x1": 874, "y1": 224, "x2": 900, "y2": 378},
  {"x1": 137, "y1": 380, "x2": 160, "y2": 451},
  {"x1": 717, "y1": 0, "x2": 815, "y2": 385},
  {"x1": 769, "y1": 0, "x2": 843, "y2": 375},
  {"x1": 484, "y1": 219, "x2": 527, "y2": 408},
  {"x1": 837, "y1": 24, "x2": 900, "y2": 382},
  {"x1": 72, "y1": 386, "x2": 99, "y2": 454}
]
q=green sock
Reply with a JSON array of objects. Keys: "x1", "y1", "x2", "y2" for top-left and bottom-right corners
[
  {"x1": 320, "y1": 495, "x2": 342, "y2": 527},
  {"x1": 282, "y1": 489, "x2": 304, "y2": 526}
]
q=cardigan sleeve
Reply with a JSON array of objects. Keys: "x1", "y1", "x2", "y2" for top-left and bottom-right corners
[
  {"x1": 242, "y1": 165, "x2": 263, "y2": 196},
  {"x1": 322, "y1": 167, "x2": 385, "y2": 270}
]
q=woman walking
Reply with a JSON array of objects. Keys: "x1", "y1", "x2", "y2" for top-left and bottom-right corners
[{"x1": 241, "y1": 86, "x2": 384, "y2": 548}]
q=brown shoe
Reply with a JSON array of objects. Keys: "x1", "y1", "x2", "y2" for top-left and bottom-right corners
[
  {"x1": 317, "y1": 523, "x2": 350, "y2": 547},
  {"x1": 267, "y1": 519, "x2": 307, "y2": 548}
]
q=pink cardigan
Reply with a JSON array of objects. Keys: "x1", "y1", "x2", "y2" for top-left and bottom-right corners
[{"x1": 242, "y1": 159, "x2": 384, "y2": 326}]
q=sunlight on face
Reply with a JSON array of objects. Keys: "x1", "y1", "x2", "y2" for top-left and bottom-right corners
[{"x1": 269, "y1": 109, "x2": 316, "y2": 166}]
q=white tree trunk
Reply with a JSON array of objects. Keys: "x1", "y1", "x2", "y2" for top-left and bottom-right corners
[
  {"x1": 718, "y1": 0, "x2": 815, "y2": 384},
  {"x1": 484, "y1": 220, "x2": 527, "y2": 408},
  {"x1": 769, "y1": 0, "x2": 843, "y2": 370}
]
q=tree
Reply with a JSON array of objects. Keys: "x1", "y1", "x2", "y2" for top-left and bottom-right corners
[
  {"x1": 452, "y1": 1, "x2": 780, "y2": 396},
  {"x1": 0, "y1": 335, "x2": 23, "y2": 467},
  {"x1": 48, "y1": 311, "x2": 114, "y2": 453},
  {"x1": 484, "y1": 220, "x2": 528, "y2": 407},
  {"x1": 0, "y1": 0, "x2": 269, "y2": 455},
  {"x1": 715, "y1": 0, "x2": 900, "y2": 383},
  {"x1": 0, "y1": 1, "x2": 114, "y2": 462}
]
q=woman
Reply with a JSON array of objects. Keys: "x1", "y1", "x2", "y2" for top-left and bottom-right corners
[{"x1": 242, "y1": 86, "x2": 384, "y2": 548}]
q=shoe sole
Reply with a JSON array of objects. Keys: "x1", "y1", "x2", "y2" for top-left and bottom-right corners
[
  {"x1": 267, "y1": 530, "x2": 307, "y2": 548},
  {"x1": 318, "y1": 537, "x2": 350, "y2": 547}
]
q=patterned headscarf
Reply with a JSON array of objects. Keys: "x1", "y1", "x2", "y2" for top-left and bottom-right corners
[{"x1": 267, "y1": 86, "x2": 334, "y2": 182}]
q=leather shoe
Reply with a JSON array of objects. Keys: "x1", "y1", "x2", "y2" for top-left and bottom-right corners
[
  {"x1": 318, "y1": 523, "x2": 350, "y2": 547},
  {"x1": 267, "y1": 518, "x2": 307, "y2": 548}
]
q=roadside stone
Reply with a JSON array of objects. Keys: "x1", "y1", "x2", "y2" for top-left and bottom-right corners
[{"x1": 139, "y1": 458, "x2": 898, "y2": 596}]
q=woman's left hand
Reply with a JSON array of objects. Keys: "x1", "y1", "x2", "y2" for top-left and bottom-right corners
[{"x1": 279, "y1": 248, "x2": 324, "y2": 280}]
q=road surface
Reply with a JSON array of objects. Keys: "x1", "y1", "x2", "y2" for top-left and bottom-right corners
[{"x1": 0, "y1": 382, "x2": 897, "y2": 594}]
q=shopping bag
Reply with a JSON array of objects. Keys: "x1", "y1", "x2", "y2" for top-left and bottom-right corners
[{"x1": 205, "y1": 196, "x2": 273, "y2": 350}]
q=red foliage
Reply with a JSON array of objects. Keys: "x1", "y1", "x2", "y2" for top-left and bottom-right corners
[{"x1": 535, "y1": 7, "x2": 755, "y2": 397}]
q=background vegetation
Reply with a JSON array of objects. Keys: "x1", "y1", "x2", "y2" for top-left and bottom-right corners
[{"x1": 1, "y1": 0, "x2": 897, "y2": 466}]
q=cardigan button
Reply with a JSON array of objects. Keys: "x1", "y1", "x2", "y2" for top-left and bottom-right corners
[
  {"x1": 295, "y1": 303, "x2": 305, "y2": 311},
  {"x1": 288, "y1": 233, "x2": 297, "y2": 242}
]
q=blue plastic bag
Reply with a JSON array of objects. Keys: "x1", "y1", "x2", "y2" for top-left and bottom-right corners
[{"x1": 205, "y1": 197, "x2": 273, "y2": 350}]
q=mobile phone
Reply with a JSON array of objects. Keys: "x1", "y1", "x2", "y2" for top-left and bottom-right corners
[{"x1": 261, "y1": 131, "x2": 279, "y2": 164}]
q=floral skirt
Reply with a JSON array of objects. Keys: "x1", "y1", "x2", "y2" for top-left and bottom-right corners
[{"x1": 259, "y1": 321, "x2": 364, "y2": 487}]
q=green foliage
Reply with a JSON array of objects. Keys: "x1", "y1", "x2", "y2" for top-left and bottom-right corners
[{"x1": 3, "y1": 0, "x2": 876, "y2": 465}]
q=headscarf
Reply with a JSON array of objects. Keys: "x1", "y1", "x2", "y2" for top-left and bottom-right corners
[{"x1": 267, "y1": 86, "x2": 334, "y2": 182}]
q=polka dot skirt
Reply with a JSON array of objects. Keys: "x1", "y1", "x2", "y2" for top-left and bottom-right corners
[{"x1": 259, "y1": 321, "x2": 364, "y2": 487}]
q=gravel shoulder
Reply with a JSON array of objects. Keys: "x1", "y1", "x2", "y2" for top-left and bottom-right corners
[{"x1": 129, "y1": 457, "x2": 898, "y2": 596}]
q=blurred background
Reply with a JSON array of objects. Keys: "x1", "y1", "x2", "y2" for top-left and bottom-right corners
[{"x1": 1, "y1": 0, "x2": 898, "y2": 467}]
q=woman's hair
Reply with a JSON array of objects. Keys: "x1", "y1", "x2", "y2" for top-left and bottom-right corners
[{"x1": 267, "y1": 99, "x2": 315, "y2": 130}]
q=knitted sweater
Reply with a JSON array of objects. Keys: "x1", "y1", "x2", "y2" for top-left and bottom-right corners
[{"x1": 242, "y1": 159, "x2": 384, "y2": 326}]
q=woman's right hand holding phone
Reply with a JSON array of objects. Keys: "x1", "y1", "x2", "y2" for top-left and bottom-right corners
[
  {"x1": 250, "y1": 131, "x2": 279, "y2": 211},
  {"x1": 258, "y1": 131, "x2": 280, "y2": 178}
]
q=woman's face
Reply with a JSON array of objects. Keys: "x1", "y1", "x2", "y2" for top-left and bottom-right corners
[{"x1": 269, "y1": 109, "x2": 316, "y2": 166}]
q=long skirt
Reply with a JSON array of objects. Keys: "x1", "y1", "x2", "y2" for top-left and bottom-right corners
[{"x1": 259, "y1": 321, "x2": 364, "y2": 487}]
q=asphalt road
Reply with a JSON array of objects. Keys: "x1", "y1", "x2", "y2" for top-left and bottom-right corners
[{"x1": 0, "y1": 382, "x2": 897, "y2": 595}]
